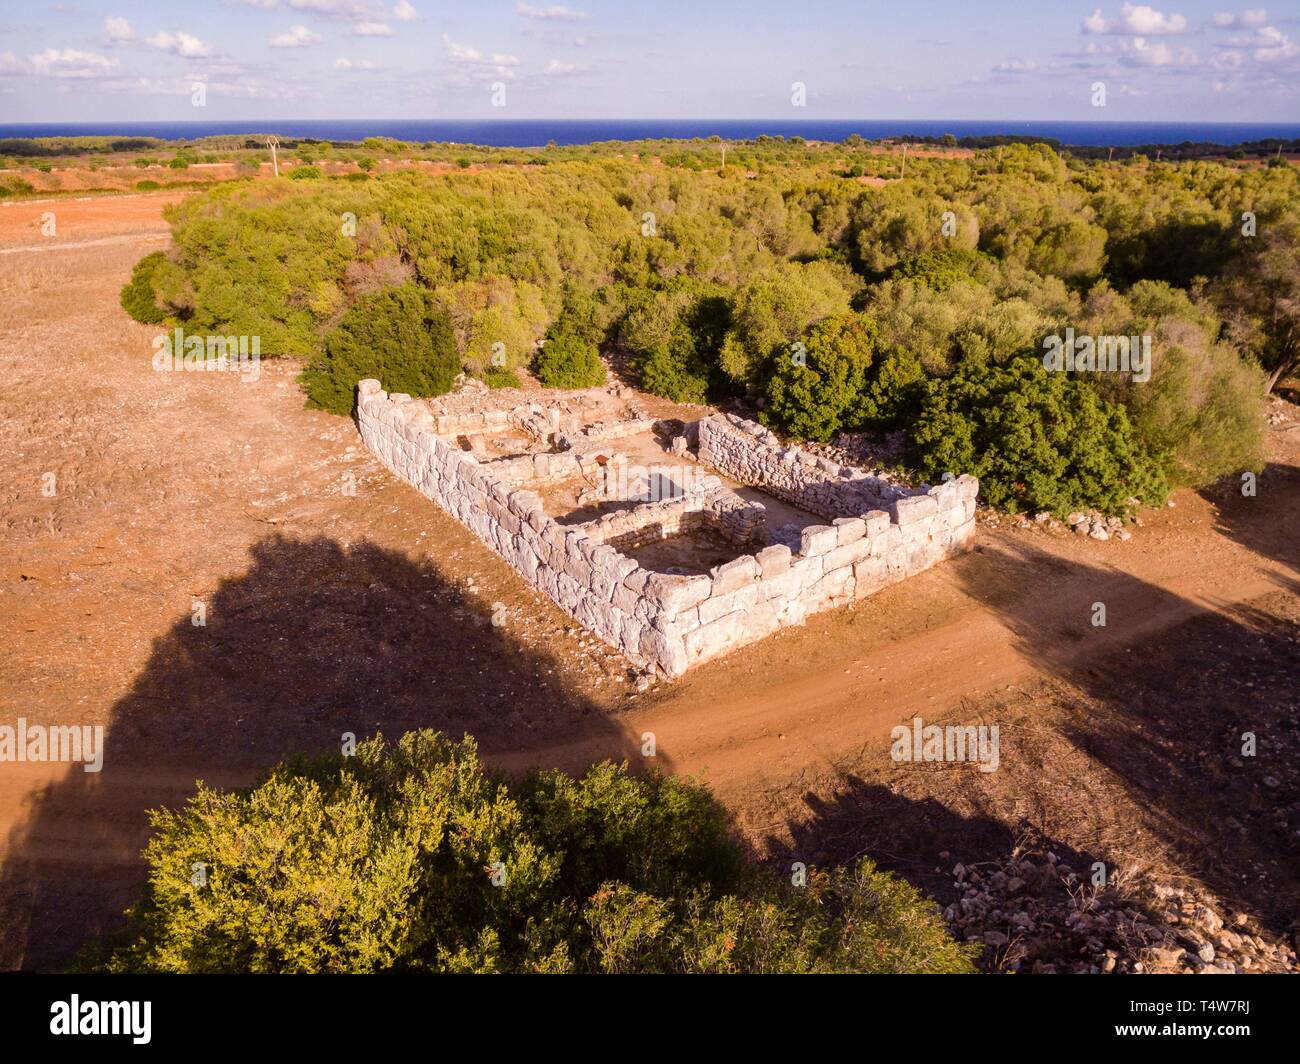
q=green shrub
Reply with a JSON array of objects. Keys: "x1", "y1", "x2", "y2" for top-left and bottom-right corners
[
  {"x1": 120, "y1": 251, "x2": 168, "y2": 325},
  {"x1": 483, "y1": 365, "x2": 521, "y2": 389},
  {"x1": 621, "y1": 283, "x2": 730, "y2": 405},
  {"x1": 718, "y1": 261, "x2": 855, "y2": 385},
  {"x1": 760, "y1": 314, "x2": 878, "y2": 442},
  {"x1": 534, "y1": 332, "x2": 606, "y2": 389},
  {"x1": 81, "y1": 730, "x2": 975, "y2": 974},
  {"x1": 911, "y1": 356, "x2": 1168, "y2": 516},
  {"x1": 855, "y1": 346, "x2": 927, "y2": 429},
  {"x1": 0, "y1": 176, "x2": 35, "y2": 199},
  {"x1": 301, "y1": 284, "x2": 460, "y2": 415},
  {"x1": 288, "y1": 165, "x2": 323, "y2": 181},
  {"x1": 168, "y1": 157, "x2": 189, "y2": 170},
  {"x1": 135, "y1": 179, "x2": 160, "y2": 191}
]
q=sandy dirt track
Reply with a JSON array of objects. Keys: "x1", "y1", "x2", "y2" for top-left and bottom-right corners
[{"x1": 1, "y1": 193, "x2": 1297, "y2": 971}]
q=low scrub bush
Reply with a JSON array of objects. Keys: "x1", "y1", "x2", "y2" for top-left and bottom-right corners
[
  {"x1": 534, "y1": 331, "x2": 606, "y2": 389},
  {"x1": 301, "y1": 284, "x2": 459, "y2": 415},
  {"x1": 81, "y1": 730, "x2": 976, "y2": 974},
  {"x1": 120, "y1": 251, "x2": 168, "y2": 325},
  {"x1": 483, "y1": 365, "x2": 521, "y2": 389},
  {"x1": 912, "y1": 356, "x2": 1168, "y2": 516}
]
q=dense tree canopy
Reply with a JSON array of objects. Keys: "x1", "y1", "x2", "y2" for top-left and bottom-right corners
[{"x1": 124, "y1": 138, "x2": 1292, "y2": 514}]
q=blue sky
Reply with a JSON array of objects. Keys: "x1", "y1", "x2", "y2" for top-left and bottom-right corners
[{"x1": 1, "y1": 1, "x2": 1297, "y2": 122}]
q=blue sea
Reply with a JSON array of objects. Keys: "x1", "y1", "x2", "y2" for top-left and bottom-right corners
[{"x1": 1, "y1": 119, "x2": 1298, "y2": 148}]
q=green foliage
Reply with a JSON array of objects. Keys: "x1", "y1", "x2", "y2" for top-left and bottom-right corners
[
  {"x1": 483, "y1": 365, "x2": 522, "y2": 389},
  {"x1": 761, "y1": 313, "x2": 879, "y2": 441},
  {"x1": 301, "y1": 284, "x2": 459, "y2": 415},
  {"x1": 719, "y1": 261, "x2": 854, "y2": 384},
  {"x1": 621, "y1": 281, "x2": 730, "y2": 404},
  {"x1": 141, "y1": 145, "x2": 1283, "y2": 511},
  {"x1": 288, "y1": 165, "x2": 323, "y2": 180},
  {"x1": 135, "y1": 179, "x2": 160, "y2": 191},
  {"x1": 863, "y1": 278, "x2": 1053, "y2": 376},
  {"x1": 1214, "y1": 213, "x2": 1300, "y2": 392},
  {"x1": 888, "y1": 248, "x2": 996, "y2": 291},
  {"x1": 855, "y1": 345, "x2": 927, "y2": 430},
  {"x1": 0, "y1": 175, "x2": 35, "y2": 199},
  {"x1": 119, "y1": 251, "x2": 168, "y2": 325},
  {"x1": 1079, "y1": 281, "x2": 1267, "y2": 485},
  {"x1": 82, "y1": 730, "x2": 975, "y2": 974},
  {"x1": 534, "y1": 332, "x2": 606, "y2": 389},
  {"x1": 912, "y1": 357, "x2": 1168, "y2": 516}
]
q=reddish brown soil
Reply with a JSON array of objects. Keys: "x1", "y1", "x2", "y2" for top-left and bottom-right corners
[{"x1": 1, "y1": 194, "x2": 1297, "y2": 972}]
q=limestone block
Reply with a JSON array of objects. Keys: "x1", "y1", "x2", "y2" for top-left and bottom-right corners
[
  {"x1": 698, "y1": 583, "x2": 758, "y2": 624},
  {"x1": 756, "y1": 543, "x2": 792, "y2": 576},
  {"x1": 869, "y1": 524, "x2": 902, "y2": 558},
  {"x1": 822, "y1": 536, "x2": 873, "y2": 572},
  {"x1": 650, "y1": 608, "x2": 700, "y2": 641},
  {"x1": 833, "y1": 517, "x2": 866, "y2": 545},
  {"x1": 639, "y1": 625, "x2": 688, "y2": 676},
  {"x1": 929, "y1": 479, "x2": 963, "y2": 511},
  {"x1": 684, "y1": 612, "x2": 743, "y2": 662},
  {"x1": 895, "y1": 494, "x2": 939, "y2": 526},
  {"x1": 799, "y1": 525, "x2": 838, "y2": 557},
  {"x1": 644, "y1": 572, "x2": 713, "y2": 613},
  {"x1": 756, "y1": 566, "x2": 801, "y2": 603},
  {"x1": 709, "y1": 555, "x2": 760, "y2": 595},
  {"x1": 739, "y1": 601, "x2": 781, "y2": 641},
  {"x1": 853, "y1": 557, "x2": 888, "y2": 597}
]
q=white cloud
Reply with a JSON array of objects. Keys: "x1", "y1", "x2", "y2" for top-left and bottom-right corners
[
  {"x1": 1122, "y1": 35, "x2": 1199, "y2": 67},
  {"x1": 516, "y1": 3, "x2": 586, "y2": 20},
  {"x1": 102, "y1": 16, "x2": 135, "y2": 43},
  {"x1": 543, "y1": 58, "x2": 577, "y2": 75},
  {"x1": 335, "y1": 56, "x2": 378, "y2": 69},
  {"x1": 288, "y1": 0, "x2": 380, "y2": 19},
  {"x1": 441, "y1": 34, "x2": 520, "y2": 79},
  {"x1": 270, "y1": 24, "x2": 322, "y2": 47},
  {"x1": 1252, "y1": 25, "x2": 1297, "y2": 61},
  {"x1": 1083, "y1": 5, "x2": 1188, "y2": 35},
  {"x1": 393, "y1": 0, "x2": 418, "y2": 21},
  {"x1": 145, "y1": 31, "x2": 211, "y2": 58},
  {"x1": 354, "y1": 22, "x2": 393, "y2": 36},
  {"x1": 992, "y1": 57, "x2": 1040, "y2": 73},
  {"x1": 1211, "y1": 9, "x2": 1269, "y2": 29},
  {"x1": 28, "y1": 48, "x2": 121, "y2": 78}
]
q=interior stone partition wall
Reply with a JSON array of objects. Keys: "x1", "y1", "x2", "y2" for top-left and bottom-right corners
[{"x1": 356, "y1": 381, "x2": 978, "y2": 677}]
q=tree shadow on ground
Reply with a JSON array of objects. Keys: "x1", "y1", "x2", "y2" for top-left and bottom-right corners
[
  {"x1": 944, "y1": 536, "x2": 1299, "y2": 939},
  {"x1": 1198, "y1": 461, "x2": 1300, "y2": 591},
  {"x1": 763, "y1": 770, "x2": 1185, "y2": 973},
  {"x1": 0, "y1": 534, "x2": 651, "y2": 971}
]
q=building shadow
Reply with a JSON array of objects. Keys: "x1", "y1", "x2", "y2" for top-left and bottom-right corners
[{"x1": 0, "y1": 534, "x2": 653, "y2": 971}]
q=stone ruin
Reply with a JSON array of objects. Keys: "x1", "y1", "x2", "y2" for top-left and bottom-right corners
[{"x1": 356, "y1": 378, "x2": 978, "y2": 677}]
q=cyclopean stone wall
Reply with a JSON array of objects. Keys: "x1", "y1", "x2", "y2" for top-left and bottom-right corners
[
  {"x1": 698, "y1": 413, "x2": 914, "y2": 520},
  {"x1": 355, "y1": 381, "x2": 977, "y2": 677}
]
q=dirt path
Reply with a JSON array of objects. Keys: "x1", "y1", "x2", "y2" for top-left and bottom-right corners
[{"x1": 1, "y1": 193, "x2": 1297, "y2": 971}]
